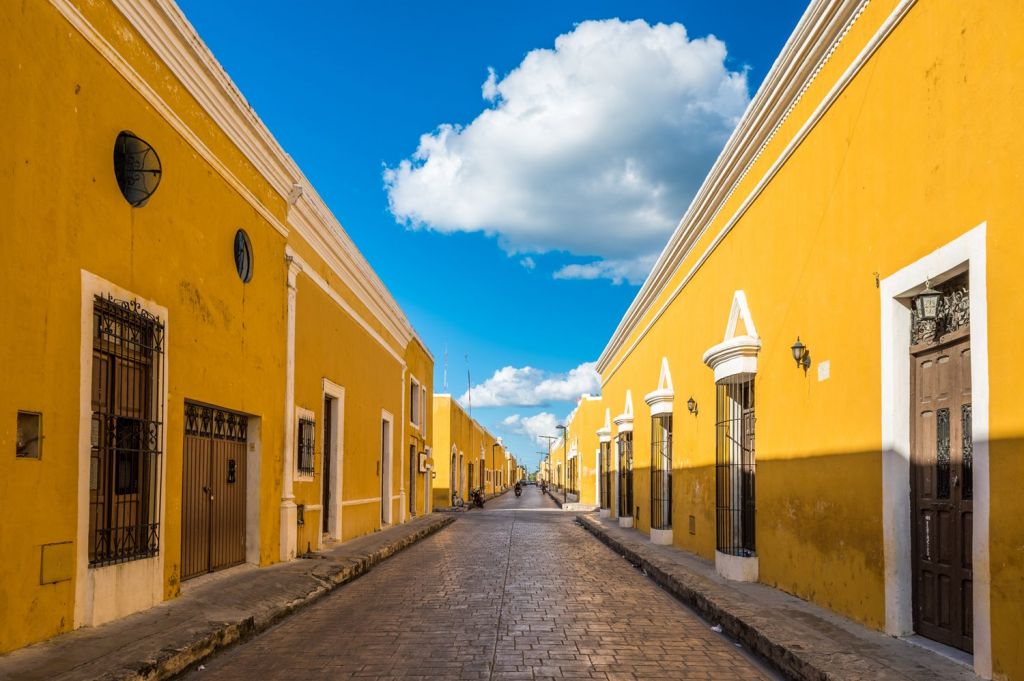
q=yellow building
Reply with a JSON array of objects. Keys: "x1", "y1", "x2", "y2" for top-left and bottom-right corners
[
  {"x1": 431, "y1": 395, "x2": 512, "y2": 507},
  {"x1": 593, "y1": 1, "x2": 1023, "y2": 678},
  {"x1": 557, "y1": 394, "x2": 603, "y2": 509},
  {"x1": 0, "y1": 0, "x2": 432, "y2": 654}
]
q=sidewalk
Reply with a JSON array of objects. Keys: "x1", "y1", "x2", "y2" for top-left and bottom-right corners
[
  {"x1": 578, "y1": 514, "x2": 980, "y2": 681},
  {"x1": 0, "y1": 514, "x2": 454, "y2": 681}
]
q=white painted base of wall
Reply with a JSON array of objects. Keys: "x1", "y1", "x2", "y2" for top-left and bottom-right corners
[
  {"x1": 598, "y1": 509, "x2": 610, "y2": 518},
  {"x1": 81, "y1": 557, "x2": 164, "y2": 627},
  {"x1": 618, "y1": 516, "x2": 634, "y2": 528},
  {"x1": 650, "y1": 528, "x2": 673, "y2": 545},
  {"x1": 715, "y1": 550, "x2": 758, "y2": 582},
  {"x1": 280, "y1": 502, "x2": 297, "y2": 561}
]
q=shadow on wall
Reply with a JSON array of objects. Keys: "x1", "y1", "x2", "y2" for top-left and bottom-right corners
[{"x1": 619, "y1": 436, "x2": 1024, "y2": 659}]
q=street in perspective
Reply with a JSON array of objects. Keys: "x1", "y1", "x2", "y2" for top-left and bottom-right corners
[
  {"x1": 2, "y1": 0, "x2": 1022, "y2": 680},
  {"x1": 181, "y1": 486, "x2": 781, "y2": 681}
]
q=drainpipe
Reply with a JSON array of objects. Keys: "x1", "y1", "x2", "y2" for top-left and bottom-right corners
[{"x1": 280, "y1": 252, "x2": 302, "y2": 561}]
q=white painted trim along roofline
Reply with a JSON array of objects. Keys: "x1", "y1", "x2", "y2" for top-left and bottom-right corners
[
  {"x1": 879, "y1": 223, "x2": 990, "y2": 678},
  {"x1": 597, "y1": 0, "x2": 919, "y2": 383}
]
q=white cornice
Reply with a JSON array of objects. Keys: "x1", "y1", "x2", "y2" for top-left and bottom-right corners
[
  {"x1": 64, "y1": 0, "x2": 429, "y2": 359},
  {"x1": 596, "y1": 0, "x2": 879, "y2": 378}
]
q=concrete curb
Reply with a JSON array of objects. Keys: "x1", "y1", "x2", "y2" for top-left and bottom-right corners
[
  {"x1": 86, "y1": 515, "x2": 455, "y2": 681},
  {"x1": 576, "y1": 515, "x2": 978, "y2": 681}
]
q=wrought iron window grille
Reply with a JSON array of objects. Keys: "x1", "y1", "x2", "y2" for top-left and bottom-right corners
[
  {"x1": 650, "y1": 414, "x2": 673, "y2": 531},
  {"x1": 599, "y1": 440, "x2": 612, "y2": 510},
  {"x1": 233, "y1": 229, "x2": 253, "y2": 283},
  {"x1": 617, "y1": 432, "x2": 633, "y2": 518},
  {"x1": 715, "y1": 379, "x2": 756, "y2": 557},
  {"x1": 89, "y1": 295, "x2": 164, "y2": 567},
  {"x1": 297, "y1": 417, "x2": 315, "y2": 476},
  {"x1": 113, "y1": 131, "x2": 162, "y2": 207},
  {"x1": 911, "y1": 272, "x2": 969, "y2": 346}
]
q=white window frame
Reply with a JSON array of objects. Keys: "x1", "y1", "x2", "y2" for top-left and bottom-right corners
[
  {"x1": 295, "y1": 406, "x2": 316, "y2": 480},
  {"x1": 409, "y1": 376, "x2": 421, "y2": 430}
]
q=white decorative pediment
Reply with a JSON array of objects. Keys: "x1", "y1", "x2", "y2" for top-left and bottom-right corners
[
  {"x1": 702, "y1": 290, "x2": 762, "y2": 383},
  {"x1": 613, "y1": 390, "x2": 634, "y2": 433},
  {"x1": 645, "y1": 357, "x2": 675, "y2": 415},
  {"x1": 596, "y1": 408, "x2": 612, "y2": 443}
]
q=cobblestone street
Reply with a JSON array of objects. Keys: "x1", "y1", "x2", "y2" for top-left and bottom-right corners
[{"x1": 182, "y1": 487, "x2": 779, "y2": 680}]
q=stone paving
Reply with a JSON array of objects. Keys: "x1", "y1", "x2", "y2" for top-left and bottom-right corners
[
  {"x1": 0, "y1": 514, "x2": 453, "y2": 681},
  {"x1": 180, "y1": 485, "x2": 779, "y2": 680}
]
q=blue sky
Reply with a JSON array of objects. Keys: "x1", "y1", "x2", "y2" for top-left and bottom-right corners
[{"x1": 178, "y1": 0, "x2": 806, "y2": 471}]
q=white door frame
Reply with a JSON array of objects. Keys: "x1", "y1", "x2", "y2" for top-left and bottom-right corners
[
  {"x1": 381, "y1": 410, "x2": 394, "y2": 525},
  {"x1": 321, "y1": 379, "x2": 345, "y2": 540},
  {"x1": 879, "y1": 222, "x2": 990, "y2": 677}
]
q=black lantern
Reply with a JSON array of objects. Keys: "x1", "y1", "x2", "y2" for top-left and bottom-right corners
[
  {"x1": 686, "y1": 396, "x2": 698, "y2": 416},
  {"x1": 114, "y1": 131, "x2": 162, "y2": 207},
  {"x1": 914, "y1": 280, "x2": 941, "y2": 321},
  {"x1": 790, "y1": 336, "x2": 810, "y2": 371}
]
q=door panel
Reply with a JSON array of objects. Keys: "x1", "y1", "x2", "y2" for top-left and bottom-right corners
[
  {"x1": 181, "y1": 404, "x2": 247, "y2": 581},
  {"x1": 911, "y1": 336, "x2": 972, "y2": 652}
]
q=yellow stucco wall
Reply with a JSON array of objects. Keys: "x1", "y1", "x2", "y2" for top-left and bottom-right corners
[
  {"x1": 0, "y1": 0, "x2": 290, "y2": 652},
  {"x1": 0, "y1": 0, "x2": 434, "y2": 654},
  {"x1": 431, "y1": 395, "x2": 508, "y2": 507},
  {"x1": 599, "y1": 1, "x2": 1024, "y2": 677},
  {"x1": 565, "y1": 396, "x2": 602, "y2": 506}
]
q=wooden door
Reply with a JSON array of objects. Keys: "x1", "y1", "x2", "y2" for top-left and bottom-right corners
[
  {"x1": 182, "y1": 404, "x2": 247, "y2": 581},
  {"x1": 323, "y1": 397, "x2": 332, "y2": 534},
  {"x1": 911, "y1": 332, "x2": 973, "y2": 652}
]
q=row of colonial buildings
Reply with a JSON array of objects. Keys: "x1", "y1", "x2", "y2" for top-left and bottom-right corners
[
  {"x1": 543, "y1": 1, "x2": 1024, "y2": 679},
  {"x1": 0, "y1": 0, "x2": 521, "y2": 656}
]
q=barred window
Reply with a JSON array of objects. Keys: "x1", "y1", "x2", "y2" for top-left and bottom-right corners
[
  {"x1": 716, "y1": 379, "x2": 755, "y2": 556},
  {"x1": 89, "y1": 295, "x2": 164, "y2": 567},
  {"x1": 651, "y1": 414, "x2": 672, "y2": 530},
  {"x1": 297, "y1": 417, "x2": 315, "y2": 476},
  {"x1": 599, "y1": 440, "x2": 612, "y2": 509},
  {"x1": 617, "y1": 432, "x2": 633, "y2": 518}
]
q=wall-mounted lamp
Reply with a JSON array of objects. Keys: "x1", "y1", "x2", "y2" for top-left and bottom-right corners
[
  {"x1": 790, "y1": 336, "x2": 811, "y2": 372},
  {"x1": 914, "y1": 279, "x2": 941, "y2": 320},
  {"x1": 686, "y1": 396, "x2": 698, "y2": 416}
]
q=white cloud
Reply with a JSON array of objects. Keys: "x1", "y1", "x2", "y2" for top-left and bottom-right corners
[
  {"x1": 384, "y1": 19, "x2": 749, "y2": 283},
  {"x1": 553, "y1": 254, "x2": 657, "y2": 285},
  {"x1": 519, "y1": 256, "x2": 536, "y2": 270},
  {"x1": 501, "y1": 412, "x2": 560, "y2": 447},
  {"x1": 460, "y1": 361, "x2": 600, "y2": 408}
]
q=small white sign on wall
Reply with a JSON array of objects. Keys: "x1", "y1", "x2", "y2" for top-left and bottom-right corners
[{"x1": 817, "y1": 360, "x2": 831, "y2": 382}]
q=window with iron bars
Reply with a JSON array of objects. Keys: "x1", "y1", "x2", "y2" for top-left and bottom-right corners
[
  {"x1": 715, "y1": 379, "x2": 755, "y2": 556},
  {"x1": 297, "y1": 417, "x2": 315, "y2": 476},
  {"x1": 651, "y1": 414, "x2": 672, "y2": 530},
  {"x1": 599, "y1": 440, "x2": 612, "y2": 509},
  {"x1": 617, "y1": 431, "x2": 633, "y2": 518},
  {"x1": 89, "y1": 295, "x2": 164, "y2": 567}
]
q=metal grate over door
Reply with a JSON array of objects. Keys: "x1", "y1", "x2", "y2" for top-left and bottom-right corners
[
  {"x1": 182, "y1": 404, "x2": 247, "y2": 581},
  {"x1": 618, "y1": 432, "x2": 633, "y2": 518},
  {"x1": 650, "y1": 414, "x2": 672, "y2": 530},
  {"x1": 715, "y1": 379, "x2": 755, "y2": 556}
]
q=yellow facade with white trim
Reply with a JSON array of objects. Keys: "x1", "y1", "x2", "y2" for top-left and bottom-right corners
[
  {"x1": 594, "y1": 1, "x2": 1024, "y2": 678},
  {"x1": 0, "y1": 0, "x2": 432, "y2": 654},
  {"x1": 431, "y1": 395, "x2": 514, "y2": 507}
]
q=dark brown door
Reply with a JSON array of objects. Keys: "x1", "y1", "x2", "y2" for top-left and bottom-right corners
[
  {"x1": 182, "y1": 404, "x2": 247, "y2": 581},
  {"x1": 911, "y1": 332, "x2": 973, "y2": 652},
  {"x1": 323, "y1": 396, "x2": 332, "y2": 534}
]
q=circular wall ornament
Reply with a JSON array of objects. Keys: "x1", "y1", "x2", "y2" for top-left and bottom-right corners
[
  {"x1": 234, "y1": 229, "x2": 253, "y2": 283},
  {"x1": 113, "y1": 131, "x2": 162, "y2": 207}
]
